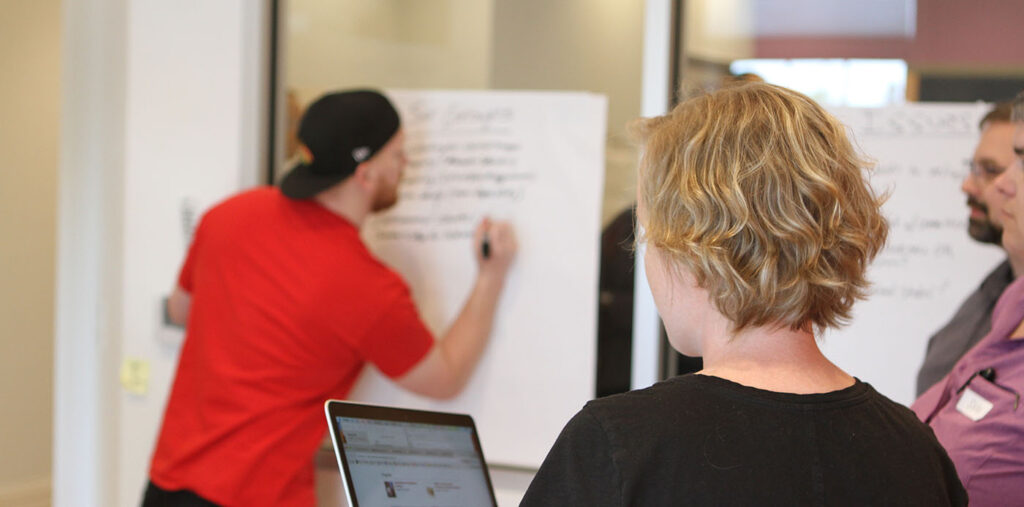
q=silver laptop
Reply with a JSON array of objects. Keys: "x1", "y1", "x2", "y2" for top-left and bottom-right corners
[{"x1": 324, "y1": 400, "x2": 499, "y2": 507}]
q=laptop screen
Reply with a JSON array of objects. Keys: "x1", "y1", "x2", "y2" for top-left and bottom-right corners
[{"x1": 326, "y1": 401, "x2": 498, "y2": 507}]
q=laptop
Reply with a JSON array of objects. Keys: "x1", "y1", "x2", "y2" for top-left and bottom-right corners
[{"x1": 324, "y1": 400, "x2": 499, "y2": 507}]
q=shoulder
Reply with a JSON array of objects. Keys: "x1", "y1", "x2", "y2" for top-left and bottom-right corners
[
  {"x1": 521, "y1": 401, "x2": 622, "y2": 507},
  {"x1": 364, "y1": 263, "x2": 414, "y2": 300},
  {"x1": 833, "y1": 381, "x2": 925, "y2": 426},
  {"x1": 321, "y1": 241, "x2": 414, "y2": 305},
  {"x1": 212, "y1": 186, "x2": 277, "y2": 210},
  {"x1": 197, "y1": 186, "x2": 278, "y2": 225},
  {"x1": 587, "y1": 375, "x2": 706, "y2": 413},
  {"x1": 849, "y1": 386, "x2": 967, "y2": 503},
  {"x1": 851, "y1": 384, "x2": 953, "y2": 455},
  {"x1": 991, "y1": 275, "x2": 1024, "y2": 334},
  {"x1": 586, "y1": 374, "x2": 782, "y2": 415},
  {"x1": 586, "y1": 377, "x2": 941, "y2": 446},
  {"x1": 863, "y1": 387, "x2": 931, "y2": 428},
  {"x1": 580, "y1": 376, "x2": 716, "y2": 440},
  {"x1": 550, "y1": 377, "x2": 715, "y2": 462}
]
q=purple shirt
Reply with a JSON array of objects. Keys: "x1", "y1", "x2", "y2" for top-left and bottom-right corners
[{"x1": 913, "y1": 276, "x2": 1024, "y2": 506}]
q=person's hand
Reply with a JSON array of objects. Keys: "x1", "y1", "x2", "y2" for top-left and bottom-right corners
[{"x1": 473, "y1": 217, "x2": 517, "y2": 280}]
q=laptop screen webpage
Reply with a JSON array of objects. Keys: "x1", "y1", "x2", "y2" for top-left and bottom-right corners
[{"x1": 335, "y1": 416, "x2": 495, "y2": 507}]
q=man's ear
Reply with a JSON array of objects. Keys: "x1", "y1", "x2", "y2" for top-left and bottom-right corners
[{"x1": 352, "y1": 161, "x2": 376, "y2": 190}]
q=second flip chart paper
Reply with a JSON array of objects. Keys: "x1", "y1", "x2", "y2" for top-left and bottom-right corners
[
  {"x1": 350, "y1": 90, "x2": 607, "y2": 468},
  {"x1": 822, "y1": 103, "x2": 1005, "y2": 405}
]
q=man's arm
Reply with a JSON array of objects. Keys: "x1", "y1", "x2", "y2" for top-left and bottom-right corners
[
  {"x1": 167, "y1": 286, "x2": 191, "y2": 326},
  {"x1": 395, "y1": 219, "x2": 517, "y2": 399}
]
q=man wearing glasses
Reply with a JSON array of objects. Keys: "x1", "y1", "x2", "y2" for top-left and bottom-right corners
[
  {"x1": 913, "y1": 93, "x2": 1024, "y2": 506},
  {"x1": 916, "y1": 102, "x2": 1018, "y2": 396}
]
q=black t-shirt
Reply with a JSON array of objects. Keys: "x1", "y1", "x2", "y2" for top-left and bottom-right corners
[{"x1": 521, "y1": 374, "x2": 966, "y2": 506}]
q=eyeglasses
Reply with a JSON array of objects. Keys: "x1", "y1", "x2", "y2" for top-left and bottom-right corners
[{"x1": 966, "y1": 160, "x2": 1008, "y2": 182}]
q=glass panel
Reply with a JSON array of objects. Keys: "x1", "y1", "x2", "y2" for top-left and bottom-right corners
[
  {"x1": 670, "y1": 0, "x2": 1024, "y2": 379},
  {"x1": 280, "y1": 0, "x2": 647, "y2": 399},
  {"x1": 282, "y1": 0, "x2": 644, "y2": 225},
  {"x1": 678, "y1": 0, "x2": 1024, "y2": 103},
  {"x1": 730, "y1": 58, "x2": 908, "y2": 107}
]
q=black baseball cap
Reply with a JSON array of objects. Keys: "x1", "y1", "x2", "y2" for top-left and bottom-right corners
[{"x1": 280, "y1": 90, "x2": 401, "y2": 199}]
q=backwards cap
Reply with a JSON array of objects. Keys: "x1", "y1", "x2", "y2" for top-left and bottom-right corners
[{"x1": 280, "y1": 90, "x2": 400, "y2": 199}]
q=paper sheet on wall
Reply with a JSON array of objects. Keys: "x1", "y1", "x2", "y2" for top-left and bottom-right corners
[
  {"x1": 348, "y1": 90, "x2": 607, "y2": 468},
  {"x1": 821, "y1": 103, "x2": 1005, "y2": 406}
]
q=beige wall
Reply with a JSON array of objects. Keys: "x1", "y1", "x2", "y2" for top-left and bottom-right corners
[
  {"x1": 0, "y1": 0, "x2": 59, "y2": 502},
  {"x1": 684, "y1": 0, "x2": 755, "y2": 64},
  {"x1": 286, "y1": 0, "x2": 494, "y2": 104},
  {"x1": 490, "y1": 0, "x2": 645, "y2": 225}
]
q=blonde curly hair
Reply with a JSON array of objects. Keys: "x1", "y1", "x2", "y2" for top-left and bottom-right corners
[{"x1": 633, "y1": 82, "x2": 888, "y2": 333}]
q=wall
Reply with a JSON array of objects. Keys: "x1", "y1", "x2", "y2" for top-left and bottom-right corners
[
  {"x1": 55, "y1": 1, "x2": 268, "y2": 506},
  {"x1": 115, "y1": 1, "x2": 266, "y2": 504},
  {"x1": 0, "y1": 0, "x2": 60, "y2": 504},
  {"x1": 55, "y1": 0, "x2": 127, "y2": 503},
  {"x1": 912, "y1": 0, "x2": 1024, "y2": 67}
]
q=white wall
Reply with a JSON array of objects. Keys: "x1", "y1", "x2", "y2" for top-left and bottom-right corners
[
  {"x1": 55, "y1": 0, "x2": 127, "y2": 504},
  {"x1": 0, "y1": 0, "x2": 60, "y2": 504},
  {"x1": 117, "y1": 1, "x2": 267, "y2": 504},
  {"x1": 56, "y1": 1, "x2": 268, "y2": 505}
]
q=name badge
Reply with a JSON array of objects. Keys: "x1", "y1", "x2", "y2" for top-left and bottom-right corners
[{"x1": 956, "y1": 387, "x2": 994, "y2": 422}]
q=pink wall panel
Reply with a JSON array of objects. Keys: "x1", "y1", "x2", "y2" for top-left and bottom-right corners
[
  {"x1": 911, "y1": 0, "x2": 1024, "y2": 65},
  {"x1": 755, "y1": 37, "x2": 911, "y2": 59},
  {"x1": 753, "y1": 0, "x2": 1024, "y2": 66}
]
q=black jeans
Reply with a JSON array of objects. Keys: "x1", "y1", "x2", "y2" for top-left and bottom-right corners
[{"x1": 141, "y1": 481, "x2": 220, "y2": 507}]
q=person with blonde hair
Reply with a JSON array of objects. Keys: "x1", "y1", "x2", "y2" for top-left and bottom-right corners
[{"x1": 521, "y1": 82, "x2": 965, "y2": 506}]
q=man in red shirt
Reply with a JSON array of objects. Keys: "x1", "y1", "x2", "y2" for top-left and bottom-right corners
[{"x1": 144, "y1": 90, "x2": 517, "y2": 506}]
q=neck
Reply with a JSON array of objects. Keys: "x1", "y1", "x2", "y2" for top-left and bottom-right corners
[
  {"x1": 313, "y1": 181, "x2": 370, "y2": 228},
  {"x1": 996, "y1": 252, "x2": 1024, "y2": 340},
  {"x1": 698, "y1": 324, "x2": 854, "y2": 394},
  {"x1": 1010, "y1": 316, "x2": 1024, "y2": 340}
]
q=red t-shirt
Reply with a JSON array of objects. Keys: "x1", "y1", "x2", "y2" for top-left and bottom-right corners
[{"x1": 149, "y1": 187, "x2": 434, "y2": 506}]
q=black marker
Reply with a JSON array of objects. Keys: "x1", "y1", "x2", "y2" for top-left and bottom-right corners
[{"x1": 481, "y1": 231, "x2": 491, "y2": 259}]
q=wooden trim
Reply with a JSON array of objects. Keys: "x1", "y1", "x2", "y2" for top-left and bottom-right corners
[{"x1": 905, "y1": 69, "x2": 920, "y2": 102}]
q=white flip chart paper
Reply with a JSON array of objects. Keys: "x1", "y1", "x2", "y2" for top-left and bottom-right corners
[
  {"x1": 823, "y1": 103, "x2": 1005, "y2": 406},
  {"x1": 350, "y1": 90, "x2": 607, "y2": 468}
]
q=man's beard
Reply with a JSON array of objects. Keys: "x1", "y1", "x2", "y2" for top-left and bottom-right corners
[{"x1": 967, "y1": 196, "x2": 1002, "y2": 245}]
